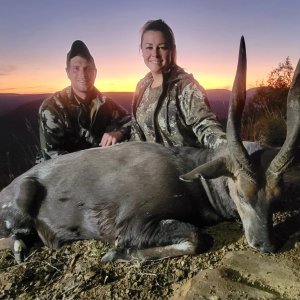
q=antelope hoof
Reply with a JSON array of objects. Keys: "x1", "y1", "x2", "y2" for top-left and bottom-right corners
[
  {"x1": 13, "y1": 239, "x2": 28, "y2": 263},
  {"x1": 101, "y1": 248, "x2": 130, "y2": 262}
]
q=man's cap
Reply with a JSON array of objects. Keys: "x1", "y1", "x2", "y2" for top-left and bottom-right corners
[{"x1": 66, "y1": 40, "x2": 95, "y2": 66}]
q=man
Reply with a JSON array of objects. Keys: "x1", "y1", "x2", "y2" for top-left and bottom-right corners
[{"x1": 38, "y1": 40, "x2": 131, "y2": 160}]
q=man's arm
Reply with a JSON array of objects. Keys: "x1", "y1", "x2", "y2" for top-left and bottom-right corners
[
  {"x1": 99, "y1": 99, "x2": 131, "y2": 147},
  {"x1": 38, "y1": 101, "x2": 69, "y2": 158}
]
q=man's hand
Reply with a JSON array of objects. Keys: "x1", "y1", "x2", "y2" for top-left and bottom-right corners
[{"x1": 99, "y1": 131, "x2": 123, "y2": 147}]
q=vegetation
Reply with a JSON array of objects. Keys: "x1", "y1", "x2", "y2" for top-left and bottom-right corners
[
  {"x1": 242, "y1": 57, "x2": 293, "y2": 146},
  {"x1": 0, "y1": 119, "x2": 39, "y2": 189}
]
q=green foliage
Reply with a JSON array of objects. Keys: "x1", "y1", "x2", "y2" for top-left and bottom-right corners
[{"x1": 242, "y1": 57, "x2": 293, "y2": 146}]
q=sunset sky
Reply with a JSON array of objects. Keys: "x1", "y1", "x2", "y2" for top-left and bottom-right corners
[{"x1": 1, "y1": 0, "x2": 300, "y2": 94}]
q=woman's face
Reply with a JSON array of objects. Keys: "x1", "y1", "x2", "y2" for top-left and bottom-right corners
[{"x1": 141, "y1": 30, "x2": 172, "y2": 75}]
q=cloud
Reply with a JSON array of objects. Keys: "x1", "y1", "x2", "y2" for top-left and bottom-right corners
[
  {"x1": 0, "y1": 65, "x2": 17, "y2": 76},
  {"x1": 0, "y1": 87, "x2": 17, "y2": 91},
  {"x1": 0, "y1": 85, "x2": 48, "y2": 92}
]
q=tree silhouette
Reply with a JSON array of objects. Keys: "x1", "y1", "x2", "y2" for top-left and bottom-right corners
[
  {"x1": 267, "y1": 57, "x2": 293, "y2": 89},
  {"x1": 242, "y1": 57, "x2": 294, "y2": 146}
]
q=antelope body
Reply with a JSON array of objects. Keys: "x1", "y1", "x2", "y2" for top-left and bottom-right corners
[{"x1": 0, "y1": 38, "x2": 299, "y2": 262}]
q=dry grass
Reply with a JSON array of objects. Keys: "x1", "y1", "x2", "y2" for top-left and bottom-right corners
[{"x1": 242, "y1": 105, "x2": 286, "y2": 146}]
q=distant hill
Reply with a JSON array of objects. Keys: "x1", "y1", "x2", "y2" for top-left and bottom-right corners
[
  {"x1": 206, "y1": 89, "x2": 231, "y2": 121},
  {"x1": 0, "y1": 89, "x2": 257, "y2": 187},
  {"x1": 0, "y1": 93, "x2": 51, "y2": 116},
  {"x1": 206, "y1": 88, "x2": 257, "y2": 121},
  {"x1": 103, "y1": 92, "x2": 132, "y2": 112},
  {"x1": 0, "y1": 88, "x2": 257, "y2": 118}
]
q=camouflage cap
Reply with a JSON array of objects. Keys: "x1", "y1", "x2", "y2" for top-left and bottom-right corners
[{"x1": 66, "y1": 40, "x2": 95, "y2": 66}]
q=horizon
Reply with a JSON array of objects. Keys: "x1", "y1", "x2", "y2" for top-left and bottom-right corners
[
  {"x1": 1, "y1": 0, "x2": 300, "y2": 93},
  {"x1": 0, "y1": 87, "x2": 241, "y2": 96}
]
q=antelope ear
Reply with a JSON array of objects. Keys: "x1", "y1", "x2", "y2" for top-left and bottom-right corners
[
  {"x1": 15, "y1": 177, "x2": 38, "y2": 215},
  {"x1": 180, "y1": 157, "x2": 229, "y2": 182}
]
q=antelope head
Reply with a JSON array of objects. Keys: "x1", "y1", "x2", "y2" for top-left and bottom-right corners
[{"x1": 181, "y1": 37, "x2": 300, "y2": 253}]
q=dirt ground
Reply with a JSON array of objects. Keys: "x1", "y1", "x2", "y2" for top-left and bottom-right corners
[{"x1": 0, "y1": 170, "x2": 299, "y2": 300}]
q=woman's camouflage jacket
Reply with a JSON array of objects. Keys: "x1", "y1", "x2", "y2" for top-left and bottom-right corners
[{"x1": 131, "y1": 65, "x2": 226, "y2": 148}]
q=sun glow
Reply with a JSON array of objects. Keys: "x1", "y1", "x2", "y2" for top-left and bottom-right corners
[
  {"x1": 0, "y1": 68, "x2": 260, "y2": 94},
  {"x1": 95, "y1": 76, "x2": 139, "y2": 92},
  {"x1": 196, "y1": 75, "x2": 233, "y2": 90}
]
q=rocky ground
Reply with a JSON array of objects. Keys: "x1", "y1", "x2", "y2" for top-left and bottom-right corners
[{"x1": 0, "y1": 169, "x2": 299, "y2": 300}]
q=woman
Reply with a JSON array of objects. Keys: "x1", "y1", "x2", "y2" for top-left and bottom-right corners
[{"x1": 131, "y1": 19, "x2": 226, "y2": 149}]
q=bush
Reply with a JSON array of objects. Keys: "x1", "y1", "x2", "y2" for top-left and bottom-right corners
[
  {"x1": 242, "y1": 106, "x2": 286, "y2": 146},
  {"x1": 241, "y1": 57, "x2": 293, "y2": 146}
]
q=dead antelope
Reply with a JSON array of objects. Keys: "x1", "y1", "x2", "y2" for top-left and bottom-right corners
[{"x1": 0, "y1": 37, "x2": 299, "y2": 262}]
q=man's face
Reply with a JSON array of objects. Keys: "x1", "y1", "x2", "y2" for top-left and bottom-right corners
[{"x1": 66, "y1": 56, "x2": 97, "y2": 98}]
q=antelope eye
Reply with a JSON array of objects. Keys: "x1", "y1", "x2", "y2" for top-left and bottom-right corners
[
  {"x1": 5, "y1": 220, "x2": 12, "y2": 229},
  {"x1": 0, "y1": 220, "x2": 11, "y2": 236}
]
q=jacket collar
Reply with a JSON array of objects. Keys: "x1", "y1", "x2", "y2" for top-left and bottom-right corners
[
  {"x1": 133, "y1": 65, "x2": 191, "y2": 115},
  {"x1": 63, "y1": 86, "x2": 104, "y2": 108}
]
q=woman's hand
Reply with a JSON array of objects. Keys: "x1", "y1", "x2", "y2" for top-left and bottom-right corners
[{"x1": 99, "y1": 131, "x2": 123, "y2": 147}]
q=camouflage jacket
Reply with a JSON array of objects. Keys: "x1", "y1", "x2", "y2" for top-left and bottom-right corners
[
  {"x1": 39, "y1": 86, "x2": 131, "y2": 159},
  {"x1": 130, "y1": 65, "x2": 226, "y2": 148}
]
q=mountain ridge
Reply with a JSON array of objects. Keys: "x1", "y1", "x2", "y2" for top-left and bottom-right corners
[
  {"x1": 0, "y1": 88, "x2": 257, "y2": 187},
  {"x1": 0, "y1": 88, "x2": 257, "y2": 118}
]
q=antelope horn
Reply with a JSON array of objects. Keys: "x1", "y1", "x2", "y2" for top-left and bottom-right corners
[
  {"x1": 227, "y1": 36, "x2": 255, "y2": 180},
  {"x1": 266, "y1": 59, "x2": 300, "y2": 181}
]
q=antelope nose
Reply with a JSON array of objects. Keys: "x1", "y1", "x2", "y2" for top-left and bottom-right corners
[{"x1": 253, "y1": 241, "x2": 277, "y2": 253}]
